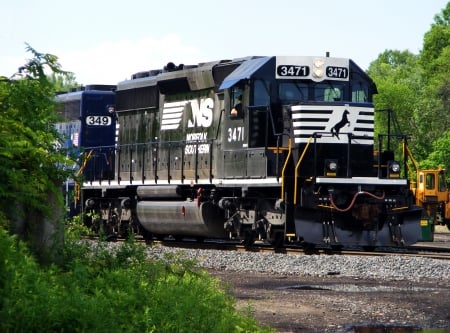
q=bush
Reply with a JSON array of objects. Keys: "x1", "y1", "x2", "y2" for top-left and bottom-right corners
[{"x1": 0, "y1": 225, "x2": 273, "y2": 332}]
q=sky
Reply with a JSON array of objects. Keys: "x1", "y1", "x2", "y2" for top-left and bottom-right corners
[{"x1": 1, "y1": 0, "x2": 448, "y2": 85}]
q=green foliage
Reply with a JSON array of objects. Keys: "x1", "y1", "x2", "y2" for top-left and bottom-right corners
[
  {"x1": 420, "y1": 2, "x2": 450, "y2": 80},
  {"x1": 0, "y1": 45, "x2": 75, "y2": 223},
  {"x1": 367, "y1": 50, "x2": 422, "y2": 164},
  {"x1": 367, "y1": 50, "x2": 422, "y2": 136},
  {"x1": 417, "y1": 3, "x2": 450, "y2": 171},
  {"x1": 419, "y1": 130, "x2": 450, "y2": 170},
  {"x1": 368, "y1": 4, "x2": 450, "y2": 173},
  {"x1": 49, "y1": 72, "x2": 79, "y2": 93},
  {"x1": 0, "y1": 225, "x2": 273, "y2": 333}
]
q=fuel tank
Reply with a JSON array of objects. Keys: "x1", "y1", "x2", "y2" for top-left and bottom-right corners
[{"x1": 136, "y1": 200, "x2": 228, "y2": 238}]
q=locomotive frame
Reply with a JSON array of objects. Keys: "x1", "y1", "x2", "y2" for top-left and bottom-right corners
[{"x1": 62, "y1": 55, "x2": 422, "y2": 247}]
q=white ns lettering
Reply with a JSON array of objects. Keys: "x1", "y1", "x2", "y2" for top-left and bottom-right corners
[{"x1": 188, "y1": 98, "x2": 213, "y2": 128}]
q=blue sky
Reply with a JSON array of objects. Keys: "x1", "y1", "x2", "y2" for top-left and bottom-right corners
[{"x1": 1, "y1": 0, "x2": 448, "y2": 85}]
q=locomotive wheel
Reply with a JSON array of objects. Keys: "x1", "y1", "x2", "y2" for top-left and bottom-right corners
[
  {"x1": 301, "y1": 241, "x2": 317, "y2": 252},
  {"x1": 154, "y1": 234, "x2": 166, "y2": 241},
  {"x1": 119, "y1": 222, "x2": 131, "y2": 239},
  {"x1": 103, "y1": 213, "x2": 119, "y2": 241},
  {"x1": 128, "y1": 215, "x2": 141, "y2": 237},
  {"x1": 104, "y1": 232, "x2": 118, "y2": 242},
  {"x1": 140, "y1": 228, "x2": 153, "y2": 244},
  {"x1": 269, "y1": 232, "x2": 285, "y2": 248},
  {"x1": 242, "y1": 229, "x2": 256, "y2": 247}
]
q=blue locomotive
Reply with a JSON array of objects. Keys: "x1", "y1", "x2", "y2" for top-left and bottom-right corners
[
  {"x1": 60, "y1": 56, "x2": 422, "y2": 247},
  {"x1": 55, "y1": 85, "x2": 116, "y2": 216}
]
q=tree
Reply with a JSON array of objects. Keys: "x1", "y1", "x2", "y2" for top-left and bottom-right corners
[
  {"x1": 420, "y1": 2, "x2": 450, "y2": 80},
  {"x1": 49, "y1": 71, "x2": 79, "y2": 92},
  {"x1": 367, "y1": 3, "x2": 450, "y2": 170},
  {"x1": 418, "y1": 3, "x2": 450, "y2": 170},
  {"x1": 420, "y1": 131, "x2": 450, "y2": 170},
  {"x1": 367, "y1": 50, "x2": 424, "y2": 155},
  {"x1": 0, "y1": 44, "x2": 74, "y2": 264}
]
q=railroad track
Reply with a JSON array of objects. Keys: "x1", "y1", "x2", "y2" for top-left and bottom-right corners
[
  {"x1": 90, "y1": 229, "x2": 450, "y2": 260},
  {"x1": 152, "y1": 237, "x2": 450, "y2": 260}
]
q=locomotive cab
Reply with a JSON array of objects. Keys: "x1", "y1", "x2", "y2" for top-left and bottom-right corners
[{"x1": 219, "y1": 56, "x2": 422, "y2": 247}]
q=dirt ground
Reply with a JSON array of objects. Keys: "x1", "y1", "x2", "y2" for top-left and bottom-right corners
[
  {"x1": 209, "y1": 269, "x2": 450, "y2": 333},
  {"x1": 208, "y1": 228, "x2": 450, "y2": 333}
]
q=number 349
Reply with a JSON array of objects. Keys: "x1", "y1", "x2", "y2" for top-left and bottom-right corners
[{"x1": 86, "y1": 115, "x2": 112, "y2": 126}]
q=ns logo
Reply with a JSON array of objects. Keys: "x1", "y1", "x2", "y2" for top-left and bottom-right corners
[
  {"x1": 161, "y1": 97, "x2": 213, "y2": 131},
  {"x1": 188, "y1": 98, "x2": 213, "y2": 128}
]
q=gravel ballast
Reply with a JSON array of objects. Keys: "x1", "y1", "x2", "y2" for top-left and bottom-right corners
[{"x1": 146, "y1": 245, "x2": 450, "y2": 282}]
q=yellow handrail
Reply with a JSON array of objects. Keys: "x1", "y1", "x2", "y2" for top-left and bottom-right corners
[
  {"x1": 404, "y1": 143, "x2": 418, "y2": 176},
  {"x1": 280, "y1": 138, "x2": 292, "y2": 201},
  {"x1": 74, "y1": 150, "x2": 94, "y2": 205},
  {"x1": 77, "y1": 149, "x2": 94, "y2": 177},
  {"x1": 294, "y1": 136, "x2": 313, "y2": 205}
]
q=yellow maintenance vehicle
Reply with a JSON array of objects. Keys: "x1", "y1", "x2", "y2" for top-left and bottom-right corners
[
  {"x1": 381, "y1": 109, "x2": 450, "y2": 241},
  {"x1": 407, "y1": 146, "x2": 450, "y2": 240}
]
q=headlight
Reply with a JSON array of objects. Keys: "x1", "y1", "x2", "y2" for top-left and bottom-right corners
[
  {"x1": 325, "y1": 159, "x2": 338, "y2": 177},
  {"x1": 388, "y1": 161, "x2": 401, "y2": 178},
  {"x1": 313, "y1": 58, "x2": 325, "y2": 79}
]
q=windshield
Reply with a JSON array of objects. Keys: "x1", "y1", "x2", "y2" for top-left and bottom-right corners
[
  {"x1": 314, "y1": 82, "x2": 345, "y2": 102},
  {"x1": 278, "y1": 81, "x2": 347, "y2": 102},
  {"x1": 278, "y1": 82, "x2": 308, "y2": 101}
]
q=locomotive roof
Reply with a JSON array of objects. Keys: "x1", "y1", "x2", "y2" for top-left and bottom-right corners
[
  {"x1": 116, "y1": 56, "x2": 375, "y2": 93},
  {"x1": 116, "y1": 56, "x2": 258, "y2": 91},
  {"x1": 55, "y1": 84, "x2": 116, "y2": 102}
]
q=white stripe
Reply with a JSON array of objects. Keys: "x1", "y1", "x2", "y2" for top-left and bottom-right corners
[
  {"x1": 316, "y1": 177, "x2": 407, "y2": 185},
  {"x1": 161, "y1": 124, "x2": 180, "y2": 130},
  {"x1": 162, "y1": 118, "x2": 181, "y2": 125},
  {"x1": 292, "y1": 113, "x2": 330, "y2": 120},
  {"x1": 292, "y1": 121, "x2": 326, "y2": 128},
  {"x1": 164, "y1": 101, "x2": 188, "y2": 107},
  {"x1": 162, "y1": 112, "x2": 183, "y2": 119},
  {"x1": 163, "y1": 106, "x2": 184, "y2": 113}
]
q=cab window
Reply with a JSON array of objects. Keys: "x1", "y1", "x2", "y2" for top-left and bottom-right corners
[
  {"x1": 438, "y1": 171, "x2": 447, "y2": 192},
  {"x1": 278, "y1": 82, "x2": 308, "y2": 102},
  {"x1": 314, "y1": 83, "x2": 345, "y2": 102},
  {"x1": 351, "y1": 81, "x2": 369, "y2": 102},
  {"x1": 230, "y1": 86, "x2": 243, "y2": 117},
  {"x1": 253, "y1": 80, "x2": 270, "y2": 106},
  {"x1": 426, "y1": 173, "x2": 435, "y2": 190}
]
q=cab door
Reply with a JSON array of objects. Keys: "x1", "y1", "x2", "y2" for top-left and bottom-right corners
[
  {"x1": 222, "y1": 87, "x2": 247, "y2": 178},
  {"x1": 246, "y1": 79, "x2": 272, "y2": 178}
]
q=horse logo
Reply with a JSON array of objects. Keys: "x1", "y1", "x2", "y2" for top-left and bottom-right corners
[{"x1": 331, "y1": 110, "x2": 350, "y2": 139}]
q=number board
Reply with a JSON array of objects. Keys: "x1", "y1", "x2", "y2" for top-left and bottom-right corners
[
  {"x1": 276, "y1": 65, "x2": 310, "y2": 77},
  {"x1": 326, "y1": 66, "x2": 348, "y2": 79},
  {"x1": 85, "y1": 115, "x2": 112, "y2": 126},
  {"x1": 275, "y1": 56, "x2": 350, "y2": 82}
]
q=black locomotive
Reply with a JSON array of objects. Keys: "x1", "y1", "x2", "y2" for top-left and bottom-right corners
[{"x1": 60, "y1": 55, "x2": 422, "y2": 247}]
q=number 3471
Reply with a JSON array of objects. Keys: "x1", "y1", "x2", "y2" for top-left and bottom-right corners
[{"x1": 227, "y1": 126, "x2": 244, "y2": 142}]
